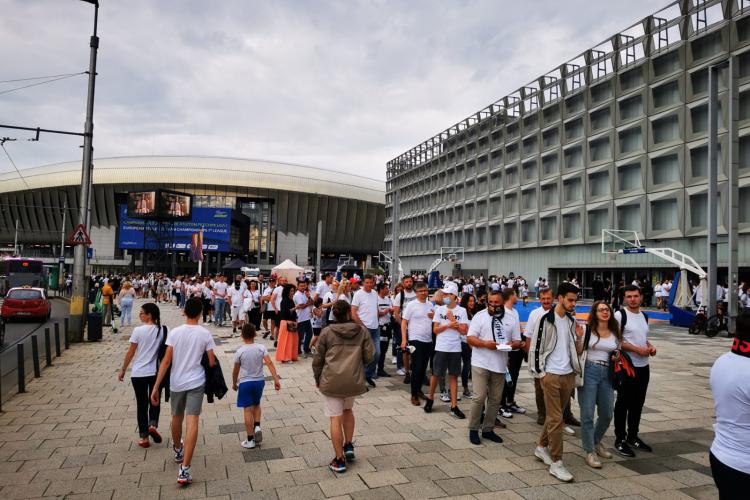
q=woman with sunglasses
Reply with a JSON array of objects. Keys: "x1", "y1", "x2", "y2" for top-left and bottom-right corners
[{"x1": 578, "y1": 300, "x2": 622, "y2": 468}]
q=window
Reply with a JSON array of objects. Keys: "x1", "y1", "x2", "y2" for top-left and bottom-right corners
[
  {"x1": 521, "y1": 220, "x2": 536, "y2": 243},
  {"x1": 590, "y1": 107, "x2": 611, "y2": 132},
  {"x1": 652, "y1": 80, "x2": 680, "y2": 109},
  {"x1": 566, "y1": 93, "x2": 585, "y2": 114},
  {"x1": 619, "y1": 127, "x2": 642, "y2": 154},
  {"x1": 589, "y1": 171, "x2": 610, "y2": 197},
  {"x1": 563, "y1": 178, "x2": 583, "y2": 202},
  {"x1": 565, "y1": 118, "x2": 584, "y2": 141},
  {"x1": 542, "y1": 153, "x2": 559, "y2": 175},
  {"x1": 504, "y1": 223, "x2": 517, "y2": 244},
  {"x1": 490, "y1": 197, "x2": 502, "y2": 217},
  {"x1": 478, "y1": 176, "x2": 488, "y2": 194},
  {"x1": 506, "y1": 166, "x2": 519, "y2": 185},
  {"x1": 618, "y1": 162, "x2": 642, "y2": 191},
  {"x1": 588, "y1": 209, "x2": 608, "y2": 236},
  {"x1": 651, "y1": 199, "x2": 679, "y2": 231},
  {"x1": 690, "y1": 145, "x2": 714, "y2": 178},
  {"x1": 689, "y1": 193, "x2": 707, "y2": 228},
  {"x1": 617, "y1": 204, "x2": 641, "y2": 231},
  {"x1": 652, "y1": 114, "x2": 680, "y2": 143},
  {"x1": 562, "y1": 213, "x2": 582, "y2": 239},
  {"x1": 541, "y1": 183, "x2": 558, "y2": 207},
  {"x1": 620, "y1": 67, "x2": 644, "y2": 91},
  {"x1": 465, "y1": 229, "x2": 474, "y2": 247},
  {"x1": 490, "y1": 225, "x2": 501, "y2": 245},
  {"x1": 740, "y1": 187, "x2": 750, "y2": 223},
  {"x1": 466, "y1": 204, "x2": 475, "y2": 221},
  {"x1": 522, "y1": 188, "x2": 537, "y2": 210},
  {"x1": 491, "y1": 174, "x2": 502, "y2": 191},
  {"x1": 543, "y1": 128, "x2": 559, "y2": 149},
  {"x1": 476, "y1": 227, "x2": 486, "y2": 246},
  {"x1": 541, "y1": 217, "x2": 557, "y2": 241},
  {"x1": 523, "y1": 136, "x2": 538, "y2": 156},
  {"x1": 591, "y1": 82, "x2": 613, "y2": 105},
  {"x1": 506, "y1": 143, "x2": 519, "y2": 161},
  {"x1": 691, "y1": 69, "x2": 708, "y2": 95},
  {"x1": 691, "y1": 103, "x2": 722, "y2": 134},
  {"x1": 522, "y1": 160, "x2": 538, "y2": 183},
  {"x1": 505, "y1": 193, "x2": 518, "y2": 214},
  {"x1": 589, "y1": 136, "x2": 611, "y2": 162},
  {"x1": 652, "y1": 154, "x2": 680, "y2": 185},
  {"x1": 564, "y1": 145, "x2": 584, "y2": 170},
  {"x1": 620, "y1": 95, "x2": 643, "y2": 121},
  {"x1": 652, "y1": 51, "x2": 680, "y2": 78},
  {"x1": 477, "y1": 201, "x2": 487, "y2": 219},
  {"x1": 455, "y1": 206, "x2": 463, "y2": 221}
]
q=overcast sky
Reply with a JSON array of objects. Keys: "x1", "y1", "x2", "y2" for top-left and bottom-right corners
[{"x1": 1, "y1": 0, "x2": 661, "y2": 181}]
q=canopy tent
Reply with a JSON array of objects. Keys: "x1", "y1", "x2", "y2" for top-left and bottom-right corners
[
  {"x1": 272, "y1": 259, "x2": 305, "y2": 282},
  {"x1": 222, "y1": 258, "x2": 248, "y2": 271}
]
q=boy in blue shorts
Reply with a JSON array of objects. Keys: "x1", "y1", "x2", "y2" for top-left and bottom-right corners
[{"x1": 232, "y1": 324, "x2": 281, "y2": 449}]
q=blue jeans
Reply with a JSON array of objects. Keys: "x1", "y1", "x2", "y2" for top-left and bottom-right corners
[
  {"x1": 214, "y1": 298, "x2": 226, "y2": 324},
  {"x1": 119, "y1": 298, "x2": 134, "y2": 327},
  {"x1": 365, "y1": 328, "x2": 380, "y2": 379},
  {"x1": 578, "y1": 361, "x2": 615, "y2": 453},
  {"x1": 297, "y1": 320, "x2": 314, "y2": 354}
]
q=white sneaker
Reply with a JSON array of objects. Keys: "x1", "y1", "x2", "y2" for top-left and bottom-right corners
[
  {"x1": 534, "y1": 445, "x2": 553, "y2": 466},
  {"x1": 253, "y1": 425, "x2": 262, "y2": 444},
  {"x1": 396, "y1": 368, "x2": 406, "y2": 376},
  {"x1": 440, "y1": 392, "x2": 451, "y2": 402},
  {"x1": 549, "y1": 460, "x2": 574, "y2": 482},
  {"x1": 241, "y1": 438, "x2": 256, "y2": 449},
  {"x1": 391, "y1": 356, "x2": 397, "y2": 365},
  {"x1": 563, "y1": 425, "x2": 575, "y2": 436}
]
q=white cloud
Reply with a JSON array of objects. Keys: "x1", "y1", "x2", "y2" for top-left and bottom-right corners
[{"x1": 0, "y1": 0, "x2": 660, "y2": 181}]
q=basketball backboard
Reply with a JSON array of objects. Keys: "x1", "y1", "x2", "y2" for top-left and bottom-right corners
[
  {"x1": 601, "y1": 229, "x2": 643, "y2": 254},
  {"x1": 440, "y1": 246, "x2": 464, "y2": 263}
]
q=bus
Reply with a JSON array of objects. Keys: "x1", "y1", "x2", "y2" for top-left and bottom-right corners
[{"x1": 0, "y1": 258, "x2": 48, "y2": 296}]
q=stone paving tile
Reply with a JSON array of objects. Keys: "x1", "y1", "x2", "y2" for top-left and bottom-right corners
[{"x1": 0, "y1": 302, "x2": 726, "y2": 500}]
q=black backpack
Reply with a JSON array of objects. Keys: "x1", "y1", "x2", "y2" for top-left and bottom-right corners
[{"x1": 618, "y1": 309, "x2": 648, "y2": 329}]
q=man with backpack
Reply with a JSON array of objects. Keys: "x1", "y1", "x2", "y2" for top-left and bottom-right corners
[{"x1": 613, "y1": 285, "x2": 656, "y2": 457}]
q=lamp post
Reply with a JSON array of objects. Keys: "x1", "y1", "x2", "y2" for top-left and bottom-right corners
[{"x1": 69, "y1": 0, "x2": 100, "y2": 341}]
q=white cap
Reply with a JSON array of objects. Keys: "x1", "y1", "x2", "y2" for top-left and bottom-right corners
[{"x1": 441, "y1": 281, "x2": 459, "y2": 296}]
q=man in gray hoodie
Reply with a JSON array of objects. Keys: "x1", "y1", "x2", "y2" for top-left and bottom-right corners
[{"x1": 313, "y1": 300, "x2": 375, "y2": 474}]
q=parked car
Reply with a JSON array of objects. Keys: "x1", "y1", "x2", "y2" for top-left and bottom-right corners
[{"x1": 1, "y1": 287, "x2": 51, "y2": 321}]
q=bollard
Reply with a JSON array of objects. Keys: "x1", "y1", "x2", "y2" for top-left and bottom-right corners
[
  {"x1": 31, "y1": 335, "x2": 41, "y2": 378},
  {"x1": 64, "y1": 317, "x2": 70, "y2": 349},
  {"x1": 44, "y1": 328, "x2": 52, "y2": 367},
  {"x1": 54, "y1": 323, "x2": 61, "y2": 357},
  {"x1": 17, "y1": 343, "x2": 26, "y2": 393}
]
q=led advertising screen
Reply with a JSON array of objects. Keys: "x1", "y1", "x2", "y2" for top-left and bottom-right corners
[
  {"x1": 118, "y1": 205, "x2": 232, "y2": 251},
  {"x1": 126, "y1": 191, "x2": 157, "y2": 218},
  {"x1": 157, "y1": 190, "x2": 192, "y2": 220}
]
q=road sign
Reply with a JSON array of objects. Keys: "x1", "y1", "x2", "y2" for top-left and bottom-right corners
[
  {"x1": 67, "y1": 224, "x2": 91, "y2": 246},
  {"x1": 623, "y1": 247, "x2": 646, "y2": 254},
  {"x1": 58, "y1": 256, "x2": 65, "y2": 263},
  {"x1": 87, "y1": 247, "x2": 93, "y2": 259}
]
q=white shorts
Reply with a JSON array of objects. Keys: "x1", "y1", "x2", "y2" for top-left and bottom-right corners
[
  {"x1": 324, "y1": 396, "x2": 355, "y2": 417},
  {"x1": 230, "y1": 305, "x2": 242, "y2": 321}
]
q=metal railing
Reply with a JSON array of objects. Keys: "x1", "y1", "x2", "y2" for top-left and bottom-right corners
[{"x1": 0, "y1": 317, "x2": 69, "y2": 412}]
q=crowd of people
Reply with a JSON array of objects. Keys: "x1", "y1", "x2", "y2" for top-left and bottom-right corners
[{"x1": 104, "y1": 268, "x2": 745, "y2": 495}]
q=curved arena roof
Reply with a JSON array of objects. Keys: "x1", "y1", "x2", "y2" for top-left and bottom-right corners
[{"x1": 0, "y1": 155, "x2": 385, "y2": 205}]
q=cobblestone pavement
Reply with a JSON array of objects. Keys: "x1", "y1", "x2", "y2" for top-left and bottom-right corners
[{"x1": 0, "y1": 299, "x2": 724, "y2": 499}]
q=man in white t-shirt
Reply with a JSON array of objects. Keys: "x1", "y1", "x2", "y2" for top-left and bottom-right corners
[
  {"x1": 424, "y1": 281, "x2": 470, "y2": 418},
  {"x1": 400, "y1": 282, "x2": 435, "y2": 405},
  {"x1": 352, "y1": 275, "x2": 380, "y2": 387},
  {"x1": 467, "y1": 289, "x2": 522, "y2": 445},
  {"x1": 227, "y1": 279, "x2": 244, "y2": 335},
  {"x1": 315, "y1": 273, "x2": 333, "y2": 302},
  {"x1": 393, "y1": 276, "x2": 418, "y2": 381},
  {"x1": 260, "y1": 277, "x2": 277, "y2": 337},
  {"x1": 294, "y1": 280, "x2": 314, "y2": 357},
  {"x1": 151, "y1": 297, "x2": 216, "y2": 486},
  {"x1": 613, "y1": 285, "x2": 656, "y2": 458},
  {"x1": 213, "y1": 276, "x2": 228, "y2": 327},
  {"x1": 709, "y1": 309, "x2": 750, "y2": 496}
]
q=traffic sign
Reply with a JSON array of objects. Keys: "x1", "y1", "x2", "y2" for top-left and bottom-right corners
[
  {"x1": 68, "y1": 224, "x2": 91, "y2": 246},
  {"x1": 58, "y1": 256, "x2": 65, "y2": 263}
]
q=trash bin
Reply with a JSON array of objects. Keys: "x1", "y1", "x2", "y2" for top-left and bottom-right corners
[{"x1": 87, "y1": 312, "x2": 102, "y2": 341}]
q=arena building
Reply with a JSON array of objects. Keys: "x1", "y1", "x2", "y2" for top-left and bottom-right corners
[
  {"x1": 0, "y1": 155, "x2": 385, "y2": 273},
  {"x1": 385, "y1": 0, "x2": 750, "y2": 292}
]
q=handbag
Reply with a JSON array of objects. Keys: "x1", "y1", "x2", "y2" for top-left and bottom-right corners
[
  {"x1": 286, "y1": 320, "x2": 298, "y2": 333},
  {"x1": 609, "y1": 350, "x2": 636, "y2": 392}
]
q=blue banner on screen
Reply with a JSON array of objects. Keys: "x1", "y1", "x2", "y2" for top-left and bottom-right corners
[{"x1": 118, "y1": 205, "x2": 231, "y2": 251}]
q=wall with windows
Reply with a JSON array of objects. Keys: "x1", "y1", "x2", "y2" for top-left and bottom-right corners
[{"x1": 385, "y1": 0, "x2": 750, "y2": 276}]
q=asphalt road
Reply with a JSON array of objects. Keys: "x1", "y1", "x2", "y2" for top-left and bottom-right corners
[{"x1": 1, "y1": 298, "x2": 70, "y2": 350}]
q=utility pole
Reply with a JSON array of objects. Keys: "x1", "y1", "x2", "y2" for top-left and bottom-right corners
[
  {"x1": 13, "y1": 219, "x2": 19, "y2": 256},
  {"x1": 70, "y1": 0, "x2": 100, "y2": 342},
  {"x1": 390, "y1": 189, "x2": 400, "y2": 287},
  {"x1": 316, "y1": 219, "x2": 322, "y2": 281},
  {"x1": 59, "y1": 201, "x2": 67, "y2": 290},
  {"x1": 706, "y1": 63, "x2": 720, "y2": 320},
  {"x1": 728, "y1": 56, "x2": 739, "y2": 335}
]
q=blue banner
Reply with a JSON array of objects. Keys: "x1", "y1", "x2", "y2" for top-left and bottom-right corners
[{"x1": 118, "y1": 205, "x2": 232, "y2": 252}]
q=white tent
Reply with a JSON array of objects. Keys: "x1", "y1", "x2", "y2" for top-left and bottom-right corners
[{"x1": 272, "y1": 259, "x2": 304, "y2": 282}]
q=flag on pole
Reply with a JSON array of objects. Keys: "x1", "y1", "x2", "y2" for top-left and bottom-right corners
[{"x1": 190, "y1": 229, "x2": 204, "y2": 262}]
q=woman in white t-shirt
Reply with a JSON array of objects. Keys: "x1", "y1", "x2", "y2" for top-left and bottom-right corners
[{"x1": 117, "y1": 303, "x2": 165, "y2": 448}]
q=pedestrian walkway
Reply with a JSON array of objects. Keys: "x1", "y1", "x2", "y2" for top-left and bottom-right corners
[{"x1": 0, "y1": 299, "x2": 722, "y2": 499}]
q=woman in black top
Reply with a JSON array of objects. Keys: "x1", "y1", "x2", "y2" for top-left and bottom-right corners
[{"x1": 276, "y1": 284, "x2": 298, "y2": 363}]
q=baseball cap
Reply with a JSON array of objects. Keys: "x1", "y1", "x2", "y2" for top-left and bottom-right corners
[
  {"x1": 349, "y1": 277, "x2": 361, "y2": 284},
  {"x1": 441, "y1": 281, "x2": 459, "y2": 296}
]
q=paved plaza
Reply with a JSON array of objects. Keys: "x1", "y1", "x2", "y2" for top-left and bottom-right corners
[{"x1": 0, "y1": 299, "x2": 724, "y2": 499}]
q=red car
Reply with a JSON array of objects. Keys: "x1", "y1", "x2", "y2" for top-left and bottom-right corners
[{"x1": 1, "y1": 287, "x2": 51, "y2": 321}]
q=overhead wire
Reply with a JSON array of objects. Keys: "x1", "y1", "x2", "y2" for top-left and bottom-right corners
[
  {"x1": 0, "y1": 71, "x2": 85, "y2": 84},
  {"x1": 0, "y1": 72, "x2": 86, "y2": 96},
  {"x1": 1, "y1": 143, "x2": 30, "y2": 189}
]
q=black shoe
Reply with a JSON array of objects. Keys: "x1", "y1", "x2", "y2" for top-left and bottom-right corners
[
  {"x1": 469, "y1": 430, "x2": 481, "y2": 445},
  {"x1": 365, "y1": 377, "x2": 376, "y2": 388},
  {"x1": 614, "y1": 440, "x2": 636, "y2": 458},
  {"x1": 494, "y1": 418, "x2": 507, "y2": 429},
  {"x1": 377, "y1": 370, "x2": 391, "y2": 377},
  {"x1": 424, "y1": 398, "x2": 434, "y2": 413},
  {"x1": 262, "y1": 332, "x2": 270, "y2": 339},
  {"x1": 627, "y1": 436, "x2": 653, "y2": 453},
  {"x1": 403, "y1": 373, "x2": 411, "y2": 384},
  {"x1": 450, "y1": 406, "x2": 466, "y2": 419},
  {"x1": 564, "y1": 416, "x2": 581, "y2": 427},
  {"x1": 481, "y1": 431, "x2": 503, "y2": 443}
]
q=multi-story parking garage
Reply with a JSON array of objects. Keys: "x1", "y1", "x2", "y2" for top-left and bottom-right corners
[
  {"x1": 0, "y1": 156, "x2": 385, "y2": 272},
  {"x1": 386, "y1": 0, "x2": 750, "y2": 291}
]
